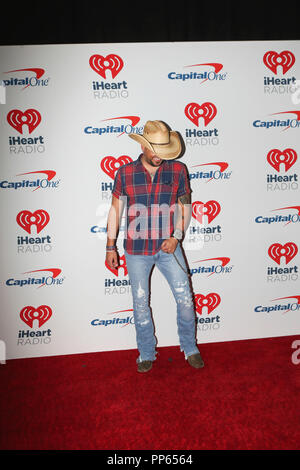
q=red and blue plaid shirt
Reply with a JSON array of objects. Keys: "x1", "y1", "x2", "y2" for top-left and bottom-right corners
[{"x1": 112, "y1": 154, "x2": 191, "y2": 255}]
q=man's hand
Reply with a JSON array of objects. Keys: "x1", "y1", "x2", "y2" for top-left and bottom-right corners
[
  {"x1": 106, "y1": 250, "x2": 119, "y2": 269},
  {"x1": 161, "y1": 237, "x2": 178, "y2": 254}
]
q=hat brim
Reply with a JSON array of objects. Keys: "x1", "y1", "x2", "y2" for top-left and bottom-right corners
[{"x1": 128, "y1": 131, "x2": 181, "y2": 160}]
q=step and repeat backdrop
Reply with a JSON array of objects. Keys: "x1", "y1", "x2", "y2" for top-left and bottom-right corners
[{"x1": 1, "y1": 41, "x2": 300, "y2": 360}]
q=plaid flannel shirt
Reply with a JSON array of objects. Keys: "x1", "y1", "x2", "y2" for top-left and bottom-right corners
[{"x1": 112, "y1": 154, "x2": 191, "y2": 255}]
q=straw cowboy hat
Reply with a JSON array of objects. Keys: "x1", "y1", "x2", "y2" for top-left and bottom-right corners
[{"x1": 128, "y1": 120, "x2": 182, "y2": 160}]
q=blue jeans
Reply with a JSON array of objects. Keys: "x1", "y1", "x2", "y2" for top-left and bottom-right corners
[{"x1": 125, "y1": 243, "x2": 199, "y2": 363}]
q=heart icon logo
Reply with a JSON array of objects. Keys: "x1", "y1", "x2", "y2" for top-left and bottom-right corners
[
  {"x1": 20, "y1": 305, "x2": 52, "y2": 328},
  {"x1": 7, "y1": 109, "x2": 41, "y2": 134},
  {"x1": 100, "y1": 155, "x2": 132, "y2": 179},
  {"x1": 105, "y1": 254, "x2": 128, "y2": 277},
  {"x1": 185, "y1": 102, "x2": 217, "y2": 126},
  {"x1": 268, "y1": 242, "x2": 298, "y2": 265},
  {"x1": 16, "y1": 209, "x2": 50, "y2": 234},
  {"x1": 267, "y1": 148, "x2": 297, "y2": 172},
  {"x1": 263, "y1": 50, "x2": 295, "y2": 75},
  {"x1": 194, "y1": 293, "x2": 221, "y2": 315},
  {"x1": 89, "y1": 54, "x2": 124, "y2": 79},
  {"x1": 192, "y1": 201, "x2": 221, "y2": 224}
]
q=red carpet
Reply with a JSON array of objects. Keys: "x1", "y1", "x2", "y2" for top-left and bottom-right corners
[{"x1": 1, "y1": 335, "x2": 300, "y2": 450}]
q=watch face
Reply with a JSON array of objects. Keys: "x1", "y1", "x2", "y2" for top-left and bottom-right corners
[{"x1": 173, "y1": 229, "x2": 183, "y2": 240}]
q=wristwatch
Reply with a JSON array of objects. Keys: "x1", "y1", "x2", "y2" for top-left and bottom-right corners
[{"x1": 172, "y1": 229, "x2": 183, "y2": 241}]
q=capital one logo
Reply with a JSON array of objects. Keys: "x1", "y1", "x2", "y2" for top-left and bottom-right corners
[
  {"x1": 20, "y1": 305, "x2": 52, "y2": 328},
  {"x1": 192, "y1": 257, "x2": 231, "y2": 277},
  {"x1": 105, "y1": 254, "x2": 128, "y2": 276},
  {"x1": 4, "y1": 68, "x2": 45, "y2": 89},
  {"x1": 24, "y1": 268, "x2": 62, "y2": 288},
  {"x1": 16, "y1": 209, "x2": 50, "y2": 234},
  {"x1": 7, "y1": 109, "x2": 41, "y2": 134},
  {"x1": 190, "y1": 162, "x2": 230, "y2": 183},
  {"x1": 89, "y1": 54, "x2": 124, "y2": 79},
  {"x1": 101, "y1": 155, "x2": 132, "y2": 179},
  {"x1": 267, "y1": 148, "x2": 297, "y2": 172},
  {"x1": 273, "y1": 295, "x2": 300, "y2": 313},
  {"x1": 263, "y1": 51, "x2": 295, "y2": 75},
  {"x1": 194, "y1": 293, "x2": 221, "y2": 314},
  {"x1": 268, "y1": 242, "x2": 298, "y2": 265},
  {"x1": 185, "y1": 63, "x2": 224, "y2": 84},
  {"x1": 185, "y1": 102, "x2": 217, "y2": 126},
  {"x1": 192, "y1": 201, "x2": 221, "y2": 224}
]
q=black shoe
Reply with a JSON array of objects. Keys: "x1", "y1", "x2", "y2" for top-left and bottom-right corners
[
  {"x1": 137, "y1": 360, "x2": 153, "y2": 373},
  {"x1": 187, "y1": 353, "x2": 204, "y2": 369}
]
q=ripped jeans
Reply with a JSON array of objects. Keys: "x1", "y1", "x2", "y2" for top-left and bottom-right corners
[{"x1": 124, "y1": 243, "x2": 199, "y2": 363}]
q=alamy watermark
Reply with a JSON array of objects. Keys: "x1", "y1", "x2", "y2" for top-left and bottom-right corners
[
  {"x1": 291, "y1": 80, "x2": 300, "y2": 105},
  {"x1": 0, "y1": 80, "x2": 6, "y2": 104},
  {"x1": 291, "y1": 339, "x2": 300, "y2": 365},
  {"x1": 97, "y1": 199, "x2": 205, "y2": 251},
  {"x1": 0, "y1": 340, "x2": 6, "y2": 364}
]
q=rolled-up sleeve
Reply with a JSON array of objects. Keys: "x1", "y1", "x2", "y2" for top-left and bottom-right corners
[
  {"x1": 112, "y1": 168, "x2": 124, "y2": 199},
  {"x1": 177, "y1": 165, "x2": 192, "y2": 197}
]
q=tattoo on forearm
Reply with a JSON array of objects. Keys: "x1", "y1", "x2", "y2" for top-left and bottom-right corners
[{"x1": 179, "y1": 193, "x2": 191, "y2": 205}]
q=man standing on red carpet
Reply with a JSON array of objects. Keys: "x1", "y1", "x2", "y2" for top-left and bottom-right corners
[{"x1": 106, "y1": 120, "x2": 204, "y2": 373}]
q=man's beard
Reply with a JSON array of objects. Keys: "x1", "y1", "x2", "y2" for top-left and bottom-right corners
[{"x1": 148, "y1": 157, "x2": 162, "y2": 167}]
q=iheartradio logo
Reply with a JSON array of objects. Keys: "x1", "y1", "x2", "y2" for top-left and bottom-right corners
[
  {"x1": 7, "y1": 109, "x2": 41, "y2": 134},
  {"x1": 16, "y1": 209, "x2": 50, "y2": 234},
  {"x1": 20, "y1": 305, "x2": 52, "y2": 328},
  {"x1": 89, "y1": 54, "x2": 124, "y2": 79},
  {"x1": 101, "y1": 155, "x2": 132, "y2": 179},
  {"x1": 263, "y1": 51, "x2": 295, "y2": 75},
  {"x1": 185, "y1": 102, "x2": 217, "y2": 126},
  {"x1": 105, "y1": 254, "x2": 128, "y2": 277},
  {"x1": 194, "y1": 293, "x2": 221, "y2": 315},
  {"x1": 268, "y1": 242, "x2": 298, "y2": 265},
  {"x1": 192, "y1": 201, "x2": 221, "y2": 224},
  {"x1": 267, "y1": 148, "x2": 297, "y2": 172}
]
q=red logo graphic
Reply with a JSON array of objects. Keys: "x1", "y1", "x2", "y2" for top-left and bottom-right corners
[
  {"x1": 191, "y1": 162, "x2": 229, "y2": 182},
  {"x1": 16, "y1": 170, "x2": 56, "y2": 191},
  {"x1": 20, "y1": 305, "x2": 52, "y2": 328},
  {"x1": 105, "y1": 254, "x2": 128, "y2": 277},
  {"x1": 101, "y1": 115, "x2": 140, "y2": 137},
  {"x1": 185, "y1": 102, "x2": 217, "y2": 126},
  {"x1": 267, "y1": 149, "x2": 297, "y2": 172},
  {"x1": 89, "y1": 54, "x2": 124, "y2": 79},
  {"x1": 16, "y1": 209, "x2": 50, "y2": 234},
  {"x1": 7, "y1": 109, "x2": 41, "y2": 134},
  {"x1": 185, "y1": 63, "x2": 223, "y2": 84},
  {"x1": 263, "y1": 51, "x2": 295, "y2": 75},
  {"x1": 192, "y1": 201, "x2": 221, "y2": 224},
  {"x1": 22, "y1": 268, "x2": 62, "y2": 288},
  {"x1": 268, "y1": 243, "x2": 298, "y2": 265},
  {"x1": 194, "y1": 293, "x2": 221, "y2": 315},
  {"x1": 107, "y1": 309, "x2": 134, "y2": 327},
  {"x1": 193, "y1": 257, "x2": 231, "y2": 277},
  {"x1": 270, "y1": 110, "x2": 300, "y2": 131},
  {"x1": 271, "y1": 205, "x2": 300, "y2": 225},
  {"x1": 4, "y1": 68, "x2": 45, "y2": 89},
  {"x1": 101, "y1": 156, "x2": 132, "y2": 179},
  {"x1": 271, "y1": 295, "x2": 300, "y2": 314}
]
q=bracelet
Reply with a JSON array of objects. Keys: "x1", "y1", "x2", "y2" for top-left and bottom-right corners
[{"x1": 106, "y1": 245, "x2": 117, "y2": 251}]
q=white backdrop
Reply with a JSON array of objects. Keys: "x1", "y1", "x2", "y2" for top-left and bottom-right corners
[{"x1": 1, "y1": 40, "x2": 300, "y2": 360}]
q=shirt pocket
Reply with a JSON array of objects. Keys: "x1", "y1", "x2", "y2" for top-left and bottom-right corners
[
  {"x1": 161, "y1": 174, "x2": 180, "y2": 191},
  {"x1": 159, "y1": 175, "x2": 179, "y2": 205}
]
